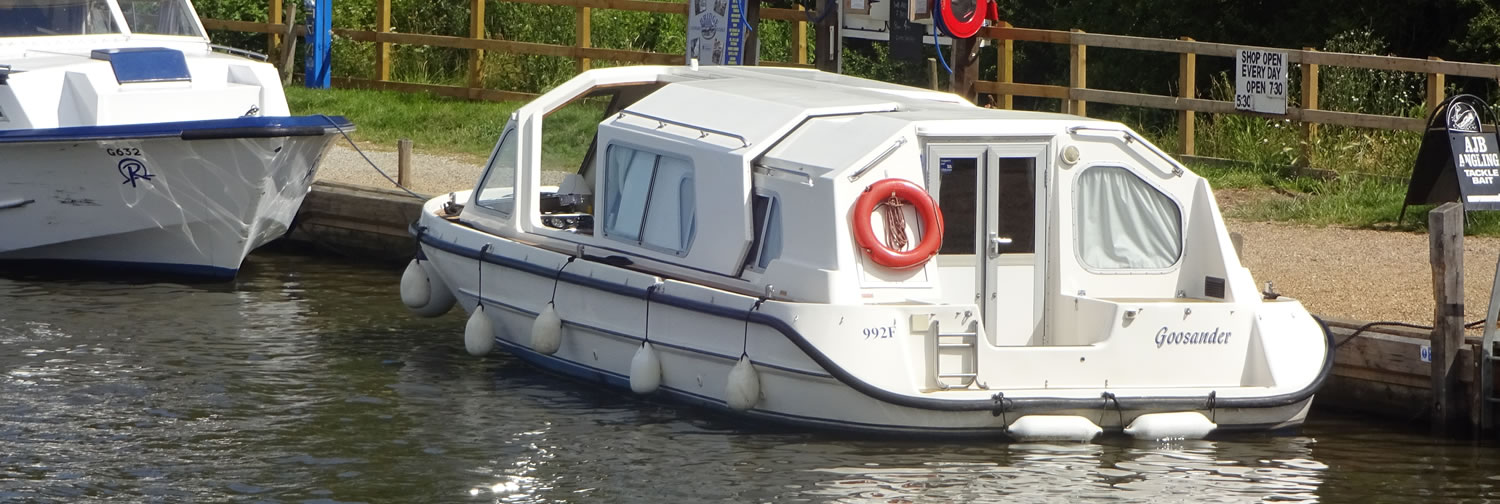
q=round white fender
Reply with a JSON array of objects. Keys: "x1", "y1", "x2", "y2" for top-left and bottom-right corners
[
  {"x1": 463, "y1": 304, "x2": 496, "y2": 356},
  {"x1": 1006, "y1": 415, "x2": 1103, "y2": 443},
  {"x1": 1123, "y1": 412, "x2": 1217, "y2": 441},
  {"x1": 531, "y1": 302, "x2": 562, "y2": 355},
  {"x1": 401, "y1": 259, "x2": 456, "y2": 318},
  {"x1": 629, "y1": 342, "x2": 662, "y2": 394},
  {"x1": 725, "y1": 355, "x2": 761, "y2": 411}
]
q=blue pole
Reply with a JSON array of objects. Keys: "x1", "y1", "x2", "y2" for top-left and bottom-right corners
[{"x1": 304, "y1": 0, "x2": 332, "y2": 88}]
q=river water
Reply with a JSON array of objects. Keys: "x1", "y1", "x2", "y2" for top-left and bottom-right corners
[{"x1": 1, "y1": 251, "x2": 1498, "y2": 503}]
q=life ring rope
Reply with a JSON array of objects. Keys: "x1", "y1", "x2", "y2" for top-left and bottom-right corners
[{"x1": 853, "y1": 178, "x2": 943, "y2": 269}]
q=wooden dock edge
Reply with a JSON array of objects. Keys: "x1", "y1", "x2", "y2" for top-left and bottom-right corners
[
  {"x1": 281, "y1": 181, "x2": 427, "y2": 262},
  {"x1": 274, "y1": 182, "x2": 1490, "y2": 430}
]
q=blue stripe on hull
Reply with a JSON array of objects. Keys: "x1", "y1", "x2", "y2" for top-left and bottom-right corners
[{"x1": 0, "y1": 115, "x2": 353, "y2": 144}]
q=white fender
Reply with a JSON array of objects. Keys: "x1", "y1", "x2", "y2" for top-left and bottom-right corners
[
  {"x1": 531, "y1": 302, "x2": 562, "y2": 355},
  {"x1": 1124, "y1": 412, "x2": 1217, "y2": 441},
  {"x1": 463, "y1": 304, "x2": 496, "y2": 356},
  {"x1": 629, "y1": 342, "x2": 662, "y2": 394},
  {"x1": 401, "y1": 259, "x2": 456, "y2": 318},
  {"x1": 725, "y1": 355, "x2": 760, "y2": 411},
  {"x1": 1006, "y1": 415, "x2": 1102, "y2": 442}
]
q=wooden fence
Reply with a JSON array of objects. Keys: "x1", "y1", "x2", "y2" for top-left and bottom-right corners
[{"x1": 201, "y1": 2, "x2": 1500, "y2": 158}]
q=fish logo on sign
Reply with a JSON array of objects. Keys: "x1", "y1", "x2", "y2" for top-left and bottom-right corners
[
  {"x1": 118, "y1": 158, "x2": 154, "y2": 188},
  {"x1": 1449, "y1": 102, "x2": 1481, "y2": 133}
]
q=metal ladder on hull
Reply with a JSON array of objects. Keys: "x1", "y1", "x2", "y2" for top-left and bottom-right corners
[{"x1": 929, "y1": 318, "x2": 982, "y2": 390}]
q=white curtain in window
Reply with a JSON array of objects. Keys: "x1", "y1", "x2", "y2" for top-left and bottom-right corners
[
  {"x1": 642, "y1": 156, "x2": 694, "y2": 252},
  {"x1": 1075, "y1": 166, "x2": 1182, "y2": 269}
]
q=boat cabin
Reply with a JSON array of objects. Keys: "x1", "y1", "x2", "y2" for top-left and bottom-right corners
[{"x1": 458, "y1": 65, "x2": 1252, "y2": 351}]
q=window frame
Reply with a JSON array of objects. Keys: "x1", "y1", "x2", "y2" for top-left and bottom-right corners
[
  {"x1": 599, "y1": 142, "x2": 697, "y2": 257},
  {"x1": 472, "y1": 125, "x2": 520, "y2": 218},
  {"x1": 1070, "y1": 163, "x2": 1185, "y2": 274}
]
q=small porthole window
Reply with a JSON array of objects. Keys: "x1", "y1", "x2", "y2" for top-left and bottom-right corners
[{"x1": 1074, "y1": 166, "x2": 1182, "y2": 270}]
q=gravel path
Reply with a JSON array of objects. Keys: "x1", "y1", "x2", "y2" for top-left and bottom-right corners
[{"x1": 316, "y1": 143, "x2": 1500, "y2": 326}]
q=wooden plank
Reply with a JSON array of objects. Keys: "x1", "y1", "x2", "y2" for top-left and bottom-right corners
[
  {"x1": 1430, "y1": 202, "x2": 1465, "y2": 435},
  {"x1": 268, "y1": 0, "x2": 281, "y2": 55},
  {"x1": 996, "y1": 21, "x2": 1014, "y2": 109},
  {"x1": 576, "y1": 6, "x2": 592, "y2": 71},
  {"x1": 1070, "y1": 88, "x2": 1427, "y2": 131},
  {"x1": 761, "y1": 6, "x2": 803, "y2": 21},
  {"x1": 1301, "y1": 47, "x2": 1319, "y2": 166},
  {"x1": 974, "y1": 81, "x2": 1069, "y2": 100},
  {"x1": 275, "y1": 4, "x2": 298, "y2": 84},
  {"x1": 202, "y1": 18, "x2": 303, "y2": 36},
  {"x1": 334, "y1": 29, "x2": 682, "y2": 64},
  {"x1": 376, "y1": 0, "x2": 391, "y2": 82},
  {"x1": 502, "y1": 0, "x2": 686, "y2": 14},
  {"x1": 468, "y1": 0, "x2": 486, "y2": 97},
  {"x1": 1068, "y1": 29, "x2": 1086, "y2": 116},
  {"x1": 794, "y1": 6, "x2": 807, "y2": 65},
  {"x1": 1178, "y1": 37, "x2": 1195, "y2": 156},
  {"x1": 1426, "y1": 56, "x2": 1446, "y2": 115},
  {"x1": 397, "y1": 138, "x2": 413, "y2": 188},
  {"x1": 331, "y1": 77, "x2": 538, "y2": 103}
]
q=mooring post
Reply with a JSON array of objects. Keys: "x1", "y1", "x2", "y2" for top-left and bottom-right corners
[
  {"x1": 398, "y1": 139, "x2": 413, "y2": 188},
  {"x1": 1430, "y1": 202, "x2": 1465, "y2": 435}
]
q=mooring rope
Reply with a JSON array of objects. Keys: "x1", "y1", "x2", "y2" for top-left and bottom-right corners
[
  {"x1": 880, "y1": 195, "x2": 911, "y2": 252},
  {"x1": 321, "y1": 115, "x2": 425, "y2": 200}
]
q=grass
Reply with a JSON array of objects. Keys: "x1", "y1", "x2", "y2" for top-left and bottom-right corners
[{"x1": 285, "y1": 86, "x2": 518, "y2": 159}]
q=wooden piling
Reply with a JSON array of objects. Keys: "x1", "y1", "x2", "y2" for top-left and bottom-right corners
[
  {"x1": 1177, "y1": 37, "x2": 1196, "y2": 156},
  {"x1": 996, "y1": 22, "x2": 1013, "y2": 110},
  {"x1": 1426, "y1": 57, "x2": 1446, "y2": 115},
  {"x1": 467, "y1": 0, "x2": 487, "y2": 98},
  {"x1": 375, "y1": 0, "x2": 391, "y2": 82},
  {"x1": 576, "y1": 7, "x2": 592, "y2": 71},
  {"x1": 1300, "y1": 47, "x2": 1319, "y2": 167},
  {"x1": 1068, "y1": 29, "x2": 1087, "y2": 116},
  {"x1": 1430, "y1": 202, "x2": 1465, "y2": 435},
  {"x1": 276, "y1": 1, "x2": 298, "y2": 84},
  {"x1": 397, "y1": 139, "x2": 413, "y2": 188}
]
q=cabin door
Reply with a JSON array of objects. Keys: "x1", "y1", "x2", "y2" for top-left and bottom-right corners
[{"x1": 928, "y1": 143, "x2": 1046, "y2": 346}]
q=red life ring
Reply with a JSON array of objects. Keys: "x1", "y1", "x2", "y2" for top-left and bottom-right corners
[{"x1": 853, "y1": 178, "x2": 944, "y2": 269}]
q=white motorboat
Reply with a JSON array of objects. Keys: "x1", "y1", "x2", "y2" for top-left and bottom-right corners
[
  {"x1": 0, "y1": 0, "x2": 350, "y2": 278},
  {"x1": 402, "y1": 65, "x2": 1333, "y2": 441}
]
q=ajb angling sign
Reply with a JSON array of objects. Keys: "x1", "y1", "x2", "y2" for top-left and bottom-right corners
[
  {"x1": 1402, "y1": 95, "x2": 1500, "y2": 213},
  {"x1": 1235, "y1": 49, "x2": 1288, "y2": 115}
]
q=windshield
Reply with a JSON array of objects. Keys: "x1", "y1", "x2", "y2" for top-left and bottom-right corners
[
  {"x1": 117, "y1": 0, "x2": 202, "y2": 37},
  {"x1": 0, "y1": 0, "x2": 122, "y2": 36}
]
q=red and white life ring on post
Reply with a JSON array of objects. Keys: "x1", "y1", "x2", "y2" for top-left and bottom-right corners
[{"x1": 853, "y1": 178, "x2": 944, "y2": 269}]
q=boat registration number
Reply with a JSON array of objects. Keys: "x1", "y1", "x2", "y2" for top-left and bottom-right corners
[
  {"x1": 863, "y1": 325, "x2": 896, "y2": 340},
  {"x1": 105, "y1": 147, "x2": 143, "y2": 157}
]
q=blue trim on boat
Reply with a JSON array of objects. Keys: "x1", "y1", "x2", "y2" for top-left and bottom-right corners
[
  {"x1": 419, "y1": 225, "x2": 1336, "y2": 416},
  {"x1": 0, "y1": 115, "x2": 353, "y2": 144}
]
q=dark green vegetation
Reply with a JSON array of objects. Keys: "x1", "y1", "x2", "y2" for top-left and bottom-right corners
[{"x1": 247, "y1": 0, "x2": 1500, "y2": 232}]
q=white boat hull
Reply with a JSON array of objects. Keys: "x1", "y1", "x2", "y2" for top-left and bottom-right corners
[
  {"x1": 0, "y1": 117, "x2": 347, "y2": 278},
  {"x1": 415, "y1": 195, "x2": 1332, "y2": 438}
]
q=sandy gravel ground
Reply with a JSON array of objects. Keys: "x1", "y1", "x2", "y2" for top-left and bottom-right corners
[{"x1": 316, "y1": 144, "x2": 1500, "y2": 326}]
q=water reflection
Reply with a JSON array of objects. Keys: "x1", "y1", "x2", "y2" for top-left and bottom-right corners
[{"x1": 1, "y1": 251, "x2": 1498, "y2": 502}]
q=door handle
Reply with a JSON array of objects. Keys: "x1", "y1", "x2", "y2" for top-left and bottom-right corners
[{"x1": 988, "y1": 232, "x2": 1012, "y2": 256}]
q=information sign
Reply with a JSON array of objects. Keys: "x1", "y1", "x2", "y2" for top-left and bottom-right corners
[{"x1": 1234, "y1": 49, "x2": 1288, "y2": 115}]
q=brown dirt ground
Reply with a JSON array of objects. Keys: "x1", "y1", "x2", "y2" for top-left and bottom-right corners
[{"x1": 1221, "y1": 188, "x2": 1500, "y2": 326}]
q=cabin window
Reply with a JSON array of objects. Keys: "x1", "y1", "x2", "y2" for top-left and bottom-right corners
[
  {"x1": 0, "y1": 0, "x2": 121, "y2": 36},
  {"x1": 118, "y1": 0, "x2": 203, "y2": 37},
  {"x1": 475, "y1": 128, "x2": 519, "y2": 216},
  {"x1": 1074, "y1": 166, "x2": 1182, "y2": 270},
  {"x1": 602, "y1": 145, "x2": 696, "y2": 255},
  {"x1": 743, "y1": 194, "x2": 782, "y2": 271}
]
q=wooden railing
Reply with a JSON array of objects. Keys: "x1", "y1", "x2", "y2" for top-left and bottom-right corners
[
  {"x1": 203, "y1": 4, "x2": 1500, "y2": 158},
  {"x1": 202, "y1": 0, "x2": 811, "y2": 103},
  {"x1": 973, "y1": 24, "x2": 1500, "y2": 157}
]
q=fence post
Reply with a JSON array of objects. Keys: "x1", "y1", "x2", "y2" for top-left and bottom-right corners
[
  {"x1": 795, "y1": 6, "x2": 808, "y2": 65},
  {"x1": 398, "y1": 139, "x2": 413, "y2": 188},
  {"x1": 268, "y1": 0, "x2": 281, "y2": 55},
  {"x1": 1426, "y1": 56, "x2": 1447, "y2": 115},
  {"x1": 1300, "y1": 47, "x2": 1319, "y2": 168},
  {"x1": 814, "y1": 0, "x2": 841, "y2": 72},
  {"x1": 576, "y1": 7, "x2": 592, "y2": 72},
  {"x1": 1178, "y1": 37, "x2": 1196, "y2": 156},
  {"x1": 998, "y1": 21, "x2": 1013, "y2": 109},
  {"x1": 1068, "y1": 28, "x2": 1087, "y2": 116},
  {"x1": 1430, "y1": 201, "x2": 1465, "y2": 436},
  {"x1": 468, "y1": 0, "x2": 486, "y2": 98},
  {"x1": 375, "y1": 0, "x2": 391, "y2": 82}
]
